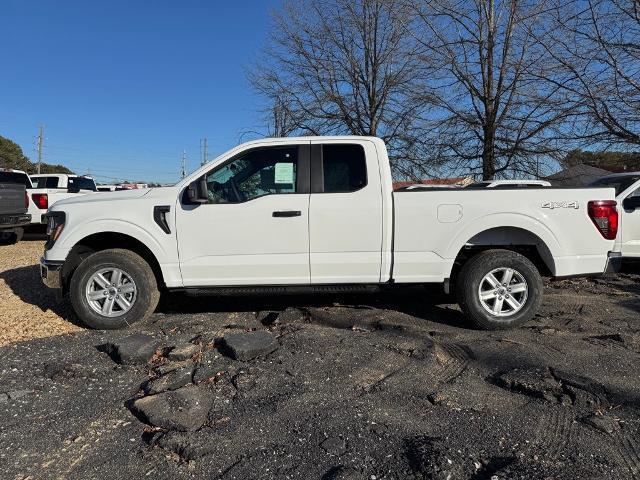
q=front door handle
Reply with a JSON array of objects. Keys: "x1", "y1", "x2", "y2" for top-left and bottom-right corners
[{"x1": 272, "y1": 210, "x2": 301, "y2": 217}]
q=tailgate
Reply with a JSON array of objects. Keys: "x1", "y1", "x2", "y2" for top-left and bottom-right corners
[{"x1": 0, "y1": 184, "x2": 26, "y2": 215}]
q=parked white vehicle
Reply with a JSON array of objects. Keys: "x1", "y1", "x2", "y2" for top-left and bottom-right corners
[
  {"x1": 466, "y1": 180, "x2": 552, "y2": 188},
  {"x1": 40, "y1": 137, "x2": 619, "y2": 330},
  {"x1": 27, "y1": 174, "x2": 97, "y2": 224},
  {"x1": 589, "y1": 172, "x2": 640, "y2": 258}
]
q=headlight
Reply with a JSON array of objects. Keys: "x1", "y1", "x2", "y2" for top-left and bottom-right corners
[{"x1": 46, "y1": 211, "x2": 66, "y2": 246}]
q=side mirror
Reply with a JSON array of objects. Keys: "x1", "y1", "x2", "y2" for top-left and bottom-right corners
[
  {"x1": 187, "y1": 176, "x2": 208, "y2": 203},
  {"x1": 623, "y1": 196, "x2": 640, "y2": 211}
]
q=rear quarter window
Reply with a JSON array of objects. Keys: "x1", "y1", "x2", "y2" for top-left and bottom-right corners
[{"x1": 322, "y1": 144, "x2": 367, "y2": 193}]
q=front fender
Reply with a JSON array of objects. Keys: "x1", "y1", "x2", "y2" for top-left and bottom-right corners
[{"x1": 50, "y1": 218, "x2": 169, "y2": 263}]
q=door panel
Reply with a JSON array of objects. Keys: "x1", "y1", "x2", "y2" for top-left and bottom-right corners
[
  {"x1": 309, "y1": 141, "x2": 383, "y2": 283},
  {"x1": 176, "y1": 143, "x2": 311, "y2": 286}
]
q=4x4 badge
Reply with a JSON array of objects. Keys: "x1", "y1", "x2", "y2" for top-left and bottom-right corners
[{"x1": 541, "y1": 201, "x2": 580, "y2": 209}]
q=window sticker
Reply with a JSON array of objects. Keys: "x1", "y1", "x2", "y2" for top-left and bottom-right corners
[{"x1": 274, "y1": 162, "x2": 294, "y2": 184}]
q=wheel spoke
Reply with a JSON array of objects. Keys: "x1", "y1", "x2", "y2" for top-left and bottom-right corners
[
  {"x1": 492, "y1": 296, "x2": 505, "y2": 314},
  {"x1": 120, "y1": 283, "x2": 135, "y2": 294},
  {"x1": 88, "y1": 290, "x2": 106, "y2": 301},
  {"x1": 111, "y1": 269, "x2": 123, "y2": 287},
  {"x1": 480, "y1": 290, "x2": 497, "y2": 300},
  {"x1": 115, "y1": 296, "x2": 131, "y2": 311},
  {"x1": 505, "y1": 296, "x2": 522, "y2": 311},
  {"x1": 485, "y1": 273, "x2": 500, "y2": 288},
  {"x1": 502, "y1": 268, "x2": 514, "y2": 286},
  {"x1": 94, "y1": 273, "x2": 110, "y2": 289},
  {"x1": 510, "y1": 282, "x2": 527, "y2": 294},
  {"x1": 102, "y1": 296, "x2": 115, "y2": 315}
]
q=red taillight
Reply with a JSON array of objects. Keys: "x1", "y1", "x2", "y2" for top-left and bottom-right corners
[
  {"x1": 24, "y1": 191, "x2": 29, "y2": 209},
  {"x1": 32, "y1": 193, "x2": 48, "y2": 210},
  {"x1": 588, "y1": 200, "x2": 618, "y2": 240}
]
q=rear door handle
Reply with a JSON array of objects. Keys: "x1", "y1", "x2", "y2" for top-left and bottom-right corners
[{"x1": 272, "y1": 210, "x2": 301, "y2": 217}]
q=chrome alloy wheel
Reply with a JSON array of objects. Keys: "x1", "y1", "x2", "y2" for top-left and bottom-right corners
[
  {"x1": 85, "y1": 267, "x2": 137, "y2": 317},
  {"x1": 478, "y1": 267, "x2": 528, "y2": 317}
]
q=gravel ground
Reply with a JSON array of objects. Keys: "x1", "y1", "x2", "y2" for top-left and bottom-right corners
[
  {"x1": 0, "y1": 236, "x2": 81, "y2": 347},
  {"x1": 0, "y1": 250, "x2": 640, "y2": 479}
]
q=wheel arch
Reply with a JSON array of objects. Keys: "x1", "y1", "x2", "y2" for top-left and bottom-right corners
[
  {"x1": 450, "y1": 226, "x2": 557, "y2": 279},
  {"x1": 61, "y1": 231, "x2": 165, "y2": 293}
]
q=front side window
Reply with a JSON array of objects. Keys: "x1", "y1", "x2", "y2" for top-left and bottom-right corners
[
  {"x1": 205, "y1": 146, "x2": 299, "y2": 203},
  {"x1": 322, "y1": 144, "x2": 367, "y2": 193}
]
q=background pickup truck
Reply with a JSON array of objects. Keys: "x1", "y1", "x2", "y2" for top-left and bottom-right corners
[
  {"x1": 27, "y1": 173, "x2": 97, "y2": 225},
  {"x1": 40, "y1": 137, "x2": 619, "y2": 331},
  {"x1": 0, "y1": 182, "x2": 30, "y2": 244},
  {"x1": 590, "y1": 172, "x2": 640, "y2": 258}
]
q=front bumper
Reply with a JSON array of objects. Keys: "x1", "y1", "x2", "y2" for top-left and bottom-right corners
[
  {"x1": 40, "y1": 257, "x2": 64, "y2": 290},
  {"x1": 604, "y1": 251, "x2": 622, "y2": 274}
]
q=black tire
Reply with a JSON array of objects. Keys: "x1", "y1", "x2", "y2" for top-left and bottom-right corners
[
  {"x1": 455, "y1": 249, "x2": 543, "y2": 330},
  {"x1": 14, "y1": 227, "x2": 24, "y2": 243},
  {"x1": 0, "y1": 229, "x2": 19, "y2": 245},
  {"x1": 69, "y1": 249, "x2": 160, "y2": 329}
]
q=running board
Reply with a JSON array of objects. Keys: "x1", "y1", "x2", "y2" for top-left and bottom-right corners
[{"x1": 178, "y1": 284, "x2": 383, "y2": 297}]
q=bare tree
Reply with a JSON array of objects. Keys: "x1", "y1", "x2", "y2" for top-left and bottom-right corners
[
  {"x1": 545, "y1": 0, "x2": 640, "y2": 148},
  {"x1": 409, "y1": 0, "x2": 568, "y2": 179},
  {"x1": 250, "y1": 0, "x2": 425, "y2": 171}
]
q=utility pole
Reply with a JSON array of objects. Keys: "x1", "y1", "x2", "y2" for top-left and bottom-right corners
[
  {"x1": 202, "y1": 137, "x2": 208, "y2": 166},
  {"x1": 180, "y1": 150, "x2": 187, "y2": 179},
  {"x1": 36, "y1": 125, "x2": 44, "y2": 174}
]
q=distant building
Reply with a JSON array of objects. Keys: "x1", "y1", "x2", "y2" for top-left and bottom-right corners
[
  {"x1": 393, "y1": 176, "x2": 474, "y2": 190},
  {"x1": 545, "y1": 165, "x2": 611, "y2": 187}
]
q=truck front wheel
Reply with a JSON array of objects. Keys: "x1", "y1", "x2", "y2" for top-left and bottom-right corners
[
  {"x1": 455, "y1": 249, "x2": 543, "y2": 330},
  {"x1": 69, "y1": 249, "x2": 160, "y2": 329}
]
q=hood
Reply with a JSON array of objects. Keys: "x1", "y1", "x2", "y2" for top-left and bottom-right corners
[{"x1": 52, "y1": 188, "x2": 151, "y2": 208}]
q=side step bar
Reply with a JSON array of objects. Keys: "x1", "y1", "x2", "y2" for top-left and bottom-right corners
[{"x1": 178, "y1": 284, "x2": 383, "y2": 297}]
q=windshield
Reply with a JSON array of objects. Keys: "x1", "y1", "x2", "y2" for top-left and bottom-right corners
[
  {"x1": 68, "y1": 177, "x2": 97, "y2": 191},
  {"x1": 0, "y1": 171, "x2": 32, "y2": 188},
  {"x1": 589, "y1": 176, "x2": 640, "y2": 196}
]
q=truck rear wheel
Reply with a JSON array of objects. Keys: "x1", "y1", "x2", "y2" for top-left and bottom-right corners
[
  {"x1": 69, "y1": 249, "x2": 160, "y2": 329},
  {"x1": 455, "y1": 249, "x2": 543, "y2": 330}
]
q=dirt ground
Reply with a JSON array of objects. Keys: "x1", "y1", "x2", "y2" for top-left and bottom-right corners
[
  {"x1": 0, "y1": 236, "x2": 80, "y2": 346},
  {"x1": 1, "y1": 239, "x2": 640, "y2": 479}
]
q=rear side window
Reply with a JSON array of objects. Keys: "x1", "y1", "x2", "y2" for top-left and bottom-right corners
[
  {"x1": 31, "y1": 176, "x2": 59, "y2": 188},
  {"x1": 322, "y1": 144, "x2": 367, "y2": 193},
  {"x1": 68, "y1": 177, "x2": 96, "y2": 191}
]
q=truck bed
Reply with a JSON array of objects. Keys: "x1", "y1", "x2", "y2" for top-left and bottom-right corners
[{"x1": 392, "y1": 187, "x2": 617, "y2": 282}]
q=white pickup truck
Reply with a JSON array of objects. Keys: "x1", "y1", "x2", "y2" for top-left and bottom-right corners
[
  {"x1": 27, "y1": 174, "x2": 97, "y2": 225},
  {"x1": 40, "y1": 137, "x2": 620, "y2": 330},
  {"x1": 589, "y1": 172, "x2": 640, "y2": 258}
]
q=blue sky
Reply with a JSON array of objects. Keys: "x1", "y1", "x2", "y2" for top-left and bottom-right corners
[{"x1": 0, "y1": 0, "x2": 281, "y2": 184}]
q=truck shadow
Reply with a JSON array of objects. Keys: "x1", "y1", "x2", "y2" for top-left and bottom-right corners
[
  {"x1": 156, "y1": 286, "x2": 467, "y2": 330},
  {"x1": 0, "y1": 264, "x2": 79, "y2": 323},
  {"x1": 1, "y1": 263, "x2": 467, "y2": 330}
]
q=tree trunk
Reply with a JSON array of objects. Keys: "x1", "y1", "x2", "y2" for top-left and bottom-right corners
[{"x1": 482, "y1": 126, "x2": 496, "y2": 180}]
